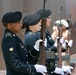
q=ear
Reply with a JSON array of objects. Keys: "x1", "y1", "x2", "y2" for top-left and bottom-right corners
[
  {"x1": 7, "y1": 23, "x2": 12, "y2": 28},
  {"x1": 9, "y1": 23, "x2": 12, "y2": 26}
]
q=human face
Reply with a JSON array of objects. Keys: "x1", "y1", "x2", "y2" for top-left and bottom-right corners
[
  {"x1": 29, "y1": 20, "x2": 41, "y2": 32},
  {"x1": 8, "y1": 21, "x2": 22, "y2": 33},
  {"x1": 46, "y1": 16, "x2": 52, "y2": 28},
  {"x1": 62, "y1": 25, "x2": 66, "y2": 31}
]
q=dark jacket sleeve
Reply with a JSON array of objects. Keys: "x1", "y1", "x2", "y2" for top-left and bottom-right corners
[
  {"x1": 50, "y1": 46, "x2": 57, "y2": 52},
  {"x1": 2, "y1": 37, "x2": 36, "y2": 74},
  {"x1": 24, "y1": 35, "x2": 39, "y2": 58},
  {"x1": 46, "y1": 36, "x2": 57, "y2": 52}
]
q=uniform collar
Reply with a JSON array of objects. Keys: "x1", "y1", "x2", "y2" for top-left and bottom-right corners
[{"x1": 5, "y1": 29, "x2": 15, "y2": 34}]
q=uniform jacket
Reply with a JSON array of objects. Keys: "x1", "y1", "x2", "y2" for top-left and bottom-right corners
[{"x1": 1, "y1": 29, "x2": 39, "y2": 75}]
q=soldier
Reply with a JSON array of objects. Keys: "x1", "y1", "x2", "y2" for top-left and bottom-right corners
[
  {"x1": 23, "y1": 9, "x2": 73, "y2": 75},
  {"x1": 1, "y1": 11, "x2": 48, "y2": 75}
]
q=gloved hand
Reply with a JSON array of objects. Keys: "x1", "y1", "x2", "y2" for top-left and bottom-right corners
[
  {"x1": 54, "y1": 42, "x2": 58, "y2": 48},
  {"x1": 65, "y1": 40, "x2": 68, "y2": 43},
  {"x1": 34, "y1": 39, "x2": 42, "y2": 51},
  {"x1": 54, "y1": 37, "x2": 59, "y2": 47},
  {"x1": 62, "y1": 66, "x2": 73, "y2": 74},
  {"x1": 55, "y1": 37, "x2": 59, "y2": 42},
  {"x1": 44, "y1": 39, "x2": 47, "y2": 47},
  {"x1": 60, "y1": 37, "x2": 65, "y2": 44},
  {"x1": 62, "y1": 42, "x2": 66, "y2": 49},
  {"x1": 68, "y1": 40, "x2": 73, "y2": 47},
  {"x1": 34, "y1": 64, "x2": 47, "y2": 75},
  {"x1": 54, "y1": 67, "x2": 64, "y2": 75},
  {"x1": 34, "y1": 39, "x2": 47, "y2": 51}
]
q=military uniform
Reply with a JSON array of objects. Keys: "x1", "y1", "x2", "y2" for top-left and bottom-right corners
[
  {"x1": 2, "y1": 29, "x2": 39, "y2": 75},
  {"x1": 1, "y1": 11, "x2": 48, "y2": 75}
]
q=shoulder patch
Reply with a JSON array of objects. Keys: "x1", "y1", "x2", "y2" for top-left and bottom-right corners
[{"x1": 5, "y1": 33, "x2": 12, "y2": 37}]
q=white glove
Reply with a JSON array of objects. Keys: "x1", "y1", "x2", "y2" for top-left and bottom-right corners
[
  {"x1": 55, "y1": 37, "x2": 59, "y2": 43},
  {"x1": 54, "y1": 67, "x2": 64, "y2": 75},
  {"x1": 60, "y1": 37, "x2": 65, "y2": 44},
  {"x1": 65, "y1": 40, "x2": 68, "y2": 43},
  {"x1": 62, "y1": 66, "x2": 73, "y2": 74},
  {"x1": 34, "y1": 39, "x2": 47, "y2": 51},
  {"x1": 44, "y1": 39, "x2": 47, "y2": 47},
  {"x1": 34, "y1": 39, "x2": 42, "y2": 51},
  {"x1": 54, "y1": 42, "x2": 58, "y2": 47},
  {"x1": 54, "y1": 37, "x2": 59, "y2": 47},
  {"x1": 34, "y1": 64, "x2": 47, "y2": 75},
  {"x1": 68, "y1": 40, "x2": 73, "y2": 47},
  {"x1": 62, "y1": 42, "x2": 66, "y2": 49}
]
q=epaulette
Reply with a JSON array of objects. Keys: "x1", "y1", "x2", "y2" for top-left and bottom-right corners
[
  {"x1": 27, "y1": 32, "x2": 35, "y2": 36},
  {"x1": 5, "y1": 33, "x2": 12, "y2": 37}
]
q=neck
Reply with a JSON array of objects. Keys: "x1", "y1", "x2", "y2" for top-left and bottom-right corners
[{"x1": 29, "y1": 26, "x2": 37, "y2": 32}]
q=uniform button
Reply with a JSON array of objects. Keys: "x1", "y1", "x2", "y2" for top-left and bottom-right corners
[
  {"x1": 27, "y1": 62, "x2": 28, "y2": 63},
  {"x1": 22, "y1": 46, "x2": 24, "y2": 48},
  {"x1": 13, "y1": 34, "x2": 15, "y2": 36}
]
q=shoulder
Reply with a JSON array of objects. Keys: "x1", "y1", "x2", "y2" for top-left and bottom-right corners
[
  {"x1": 3, "y1": 32, "x2": 17, "y2": 43},
  {"x1": 5, "y1": 32, "x2": 12, "y2": 38},
  {"x1": 25, "y1": 31, "x2": 39, "y2": 40},
  {"x1": 24, "y1": 32, "x2": 40, "y2": 45}
]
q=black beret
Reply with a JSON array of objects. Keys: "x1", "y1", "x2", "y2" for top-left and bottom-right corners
[
  {"x1": 36, "y1": 9, "x2": 51, "y2": 18},
  {"x1": 2, "y1": 11, "x2": 22, "y2": 23},
  {"x1": 23, "y1": 13, "x2": 41, "y2": 26}
]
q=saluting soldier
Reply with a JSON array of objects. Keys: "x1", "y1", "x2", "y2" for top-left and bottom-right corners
[
  {"x1": 1, "y1": 11, "x2": 48, "y2": 75},
  {"x1": 23, "y1": 9, "x2": 73, "y2": 75}
]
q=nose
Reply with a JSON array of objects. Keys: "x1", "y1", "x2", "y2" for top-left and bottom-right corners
[{"x1": 20, "y1": 23, "x2": 22, "y2": 27}]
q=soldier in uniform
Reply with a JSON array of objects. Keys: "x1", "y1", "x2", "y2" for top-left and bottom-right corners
[
  {"x1": 1, "y1": 11, "x2": 48, "y2": 75},
  {"x1": 23, "y1": 9, "x2": 73, "y2": 75}
]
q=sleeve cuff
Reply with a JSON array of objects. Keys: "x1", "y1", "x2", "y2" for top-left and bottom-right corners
[
  {"x1": 50, "y1": 46, "x2": 57, "y2": 52},
  {"x1": 30, "y1": 65, "x2": 36, "y2": 74},
  {"x1": 29, "y1": 49, "x2": 39, "y2": 58}
]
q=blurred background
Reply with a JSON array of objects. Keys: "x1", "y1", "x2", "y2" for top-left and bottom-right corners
[{"x1": 0, "y1": 0, "x2": 76, "y2": 74}]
